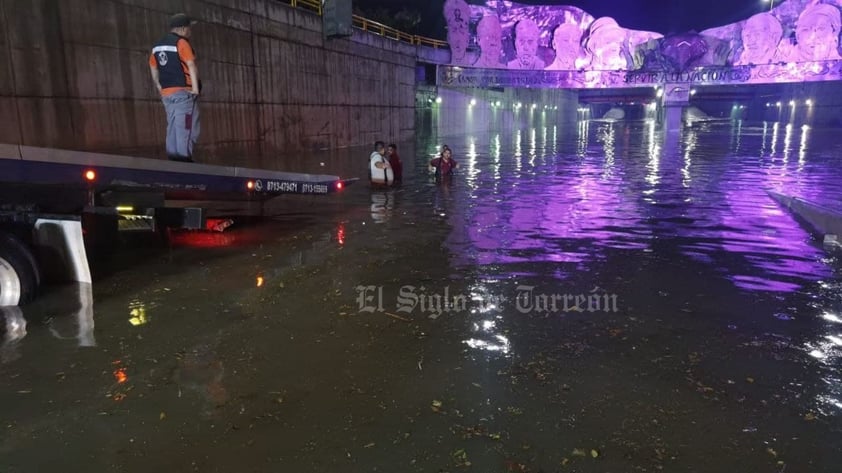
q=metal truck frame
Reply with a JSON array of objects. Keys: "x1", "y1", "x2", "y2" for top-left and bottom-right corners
[{"x1": 0, "y1": 144, "x2": 355, "y2": 306}]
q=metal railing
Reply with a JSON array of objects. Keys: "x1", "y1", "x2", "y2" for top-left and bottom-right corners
[
  {"x1": 281, "y1": 0, "x2": 448, "y2": 48},
  {"x1": 288, "y1": 0, "x2": 322, "y2": 14}
]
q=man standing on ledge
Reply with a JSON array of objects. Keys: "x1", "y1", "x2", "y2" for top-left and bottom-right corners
[{"x1": 149, "y1": 13, "x2": 200, "y2": 162}]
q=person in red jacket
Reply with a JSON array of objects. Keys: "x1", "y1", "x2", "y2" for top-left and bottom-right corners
[
  {"x1": 386, "y1": 144, "x2": 403, "y2": 184},
  {"x1": 429, "y1": 146, "x2": 458, "y2": 177}
]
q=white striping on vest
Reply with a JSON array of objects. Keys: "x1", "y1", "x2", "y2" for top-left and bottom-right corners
[{"x1": 152, "y1": 45, "x2": 178, "y2": 53}]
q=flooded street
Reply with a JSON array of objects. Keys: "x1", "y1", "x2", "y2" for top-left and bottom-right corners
[{"x1": 3, "y1": 120, "x2": 842, "y2": 472}]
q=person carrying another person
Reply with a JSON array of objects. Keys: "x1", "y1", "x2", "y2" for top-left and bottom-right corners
[
  {"x1": 429, "y1": 145, "x2": 459, "y2": 177},
  {"x1": 369, "y1": 141, "x2": 394, "y2": 187},
  {"x1": 386, "y1": 144, "x2": 403, "y2": 184},
  {"x1": 149, "y1": 13, "x2": 201, "y2": 162}
]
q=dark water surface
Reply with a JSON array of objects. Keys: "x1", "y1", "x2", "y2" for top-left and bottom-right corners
[{"x1": 2, "y1": 120, "x2": 842, "y2": 472}]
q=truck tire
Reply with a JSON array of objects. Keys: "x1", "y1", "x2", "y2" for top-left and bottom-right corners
[{"x1": 0, "y1": 232, "x2": 40, "y2": 306}]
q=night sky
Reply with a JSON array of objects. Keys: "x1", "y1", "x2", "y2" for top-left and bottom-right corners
[{"x1": 355, "y1": 0, "x2": 772, "y2": 37}]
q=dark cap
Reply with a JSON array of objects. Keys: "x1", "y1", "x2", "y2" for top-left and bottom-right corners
[{"x1": 169, "y1": 13, "x2": 196, "y2": 28}]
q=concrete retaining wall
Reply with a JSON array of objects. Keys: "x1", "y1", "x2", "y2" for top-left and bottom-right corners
[{"x1": 0, "y1": 0, "x2": 420, "y2": 168}]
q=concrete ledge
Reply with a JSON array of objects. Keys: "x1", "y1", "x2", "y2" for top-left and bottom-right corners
[
  {"x1": 0, "y1": 144, "x2": 22, "y2": 160},
  {"x1": 767, "y1": 191, "x2": 842, "y2": 238}
]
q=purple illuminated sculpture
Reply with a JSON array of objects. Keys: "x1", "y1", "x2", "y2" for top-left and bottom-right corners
[
  {"x1": 791, "y1": 3, "x2": 842, "y2": 61},
  {"x1": 475, "y1": 15, "x2": 505, "y2": 68},
  {"x1": 546, "y1": 23, "x2": 584, "y2": 70},
  {"x1": 509, "y1": 19, "x2": 545, "y2": 69},
  {"x1": 441, "y1": 0, "x2": 842, "y2": 87},
  {"x1": 737, "y1": 12, "x2": 784, "y2": 65},
  {"x1": 583, "y1": 17, "x2": 632, "y2": 70},
  {"x1": 444, "y1": 0, "x2": 472, "y2": 66}
]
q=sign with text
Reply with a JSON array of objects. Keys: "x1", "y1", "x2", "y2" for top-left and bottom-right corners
[
  {"x1": 253, "y1": 179, "x2": 331, "y2": 195},
  {"x1": 437, "y1": 61, "x2": 842, "y2": 90}
]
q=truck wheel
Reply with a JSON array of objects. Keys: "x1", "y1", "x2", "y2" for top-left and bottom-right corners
[{"x1": 0, "y1": 233, "x2": 40, "y2": 306}]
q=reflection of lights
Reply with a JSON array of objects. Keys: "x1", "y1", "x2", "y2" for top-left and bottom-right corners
[
  {"x1": 256, "y1": 275, "x2": 264, "y2": 287},
  {"x1": 464, "y1": 334, "x2": 510, "y2": 354},
  {"x1": 810, "y1": 349, "x2": 828, "y2": 360},
  {"x1": 799, "y1": 124, "x2": 810, "y2": 167},
  {"x1": 823, "y1": 313, "x2": 842, "y2": 323},
  {"x1": 116, "y1": 205, "x2": 133, "y2": 213},
  {"x1": 113, "y1": 367, "x2": 128, "y2": 384},
  {"x1": 129, "y1": 306, "x2": 148, "y2": 326},
  {"x1": 820, "y1": 396, "x2": 842, "y2": 410},
  {"x1": 481, "y1": 320, "x2": 495, "y2": 331},
  {"x1": 827, "y1": 335, "x2": 842, "y2": 346},
  {"x1": 530, "y1": 127, "x2": 537, "y2": 162},
  {"x1": 336, "y1": 223, "x2": 346, "y2": 246},
  {"x1": 771, "y1": 121, "x2": 780, "y2": 152},
  {"x1": 783, "y1": 123, "x2": 793, "y2": 162}
]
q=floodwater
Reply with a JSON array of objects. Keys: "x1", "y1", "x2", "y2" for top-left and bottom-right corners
[{"x1": 2, "y1": 119, "x2": 842, "y2": 472}]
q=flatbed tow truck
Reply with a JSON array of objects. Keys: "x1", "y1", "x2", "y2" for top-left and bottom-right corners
[{"x1": 0, "y1": 144, "x2": 356, "y2": 306}]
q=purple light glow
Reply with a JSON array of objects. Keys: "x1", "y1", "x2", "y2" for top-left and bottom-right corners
[
  {"x1": 441, "y1": 1, "x2": 842, "y2": 89},
  {"x1": 445, "y1": 123, "x2": 834, "y2": 293}
]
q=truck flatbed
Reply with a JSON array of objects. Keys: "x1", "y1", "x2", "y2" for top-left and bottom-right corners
[{"x1": 0, "y1": 144, "x2": 353, "y2": 207}]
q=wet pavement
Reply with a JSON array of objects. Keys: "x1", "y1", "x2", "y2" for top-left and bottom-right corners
[{"x1": 2, "y1": 120, "x2": 842, "y2": 472}]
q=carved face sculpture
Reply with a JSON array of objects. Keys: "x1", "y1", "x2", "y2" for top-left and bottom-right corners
[
  {"x1": 740, "y1": 13, "x2": 782, "y2": 65},
  {"x1": 444, "y1": 0, "x2": 471, "y2": 63},
  {"x1": 514, "y1": 19, "x2": 541, "y2": 66},
  {"x1": 550, "y1": 23, "x2": 582, "y2": 69},
  {"x1": 586, "y1": 18, "x2": 628, "y2": 70},
  {"x1": 795, "y1": 4, "x2": 842, "y2": 61},
  {"x1": 476, "y1": 15, "x2": 503, "y2": 67}
]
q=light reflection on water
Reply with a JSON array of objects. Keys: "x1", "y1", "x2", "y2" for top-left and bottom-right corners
[
  {"x1": 444, "y1": 121, "x2": 835, "y2": 292},
  {"x1": 434, "y1": 119, "x2": 842, "y2": 414}
]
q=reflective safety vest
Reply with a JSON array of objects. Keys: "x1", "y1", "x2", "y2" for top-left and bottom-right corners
[{"x1": 151, "y1": 33, "x2": 194, "y2": 90}]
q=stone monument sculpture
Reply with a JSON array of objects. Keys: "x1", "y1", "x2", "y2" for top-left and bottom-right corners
[
  {"x1": 443, "y1": 0, "x2": 842, "y2": 74},
  {"x1": 737, "y1": 12, "x2": 784, "y2": 65},
  {"x1": 546, "y1": 23, "x2": 584, "y2": 70},
  {"x1": 508, "y1": 19, "x2": 545, "y2": 69},
  {"x1": 475, "y1": 15, "x2": 504, "y2": 68},
  {"x1": 582, "y1": 17, "x2": 630, "y2": 70},
  {"x1": 443, "y1": 0, "x2": 472, "y2": 65},
  {"x1": 791, "y1": 3, "x2": 842, "y2": 61}
]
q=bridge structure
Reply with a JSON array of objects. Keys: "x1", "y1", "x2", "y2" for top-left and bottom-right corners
[{"x1": 436, "y1": 60, "x2": 842, "y2": 129}]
